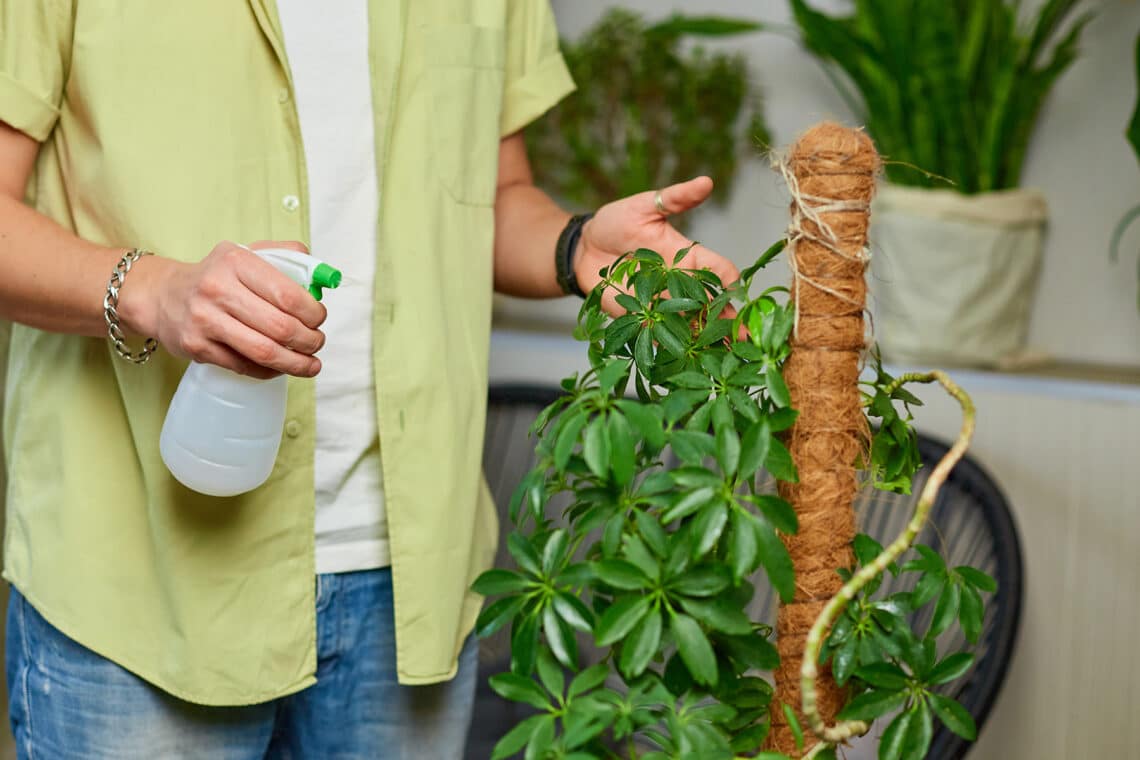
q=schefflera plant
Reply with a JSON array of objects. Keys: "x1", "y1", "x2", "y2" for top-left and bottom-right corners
[
  {"x1": 472, "y1": 244, "x2": 993, "y2": 760},
  {"x1": 474, "y1": 244, "x2": 799, "y2": 760}
]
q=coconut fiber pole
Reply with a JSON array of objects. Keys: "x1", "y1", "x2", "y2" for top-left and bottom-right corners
[{"x1": 768, "y1": 123, "x2": 880, "y2": 756}]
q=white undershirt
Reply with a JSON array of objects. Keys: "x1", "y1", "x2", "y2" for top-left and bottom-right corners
[{"x1": 277, "y1": 0, "x2": 389, "y2": 573}]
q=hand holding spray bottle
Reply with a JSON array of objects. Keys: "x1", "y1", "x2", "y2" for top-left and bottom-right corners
[{"x1": 160, "y1": 248, "x2": 341, "y2": 497}]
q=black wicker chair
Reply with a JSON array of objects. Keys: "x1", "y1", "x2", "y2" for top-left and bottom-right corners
[{"x1": 467, "y1": 385, "x2": 1023, "y2": 760}]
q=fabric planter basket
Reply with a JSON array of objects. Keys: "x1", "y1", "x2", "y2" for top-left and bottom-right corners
[{"x1": 869, "y1": 185, "x2": 1048, "y2": 367}]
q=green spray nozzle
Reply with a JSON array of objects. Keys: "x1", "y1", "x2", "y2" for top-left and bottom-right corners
[{"x1": 309, "y1": 262, "x2": 342, "y2": 301}]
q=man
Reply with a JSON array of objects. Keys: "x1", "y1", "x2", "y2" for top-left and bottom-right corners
[{"x1": 0, "y1": 1, "x2": 739, "y2": 757}]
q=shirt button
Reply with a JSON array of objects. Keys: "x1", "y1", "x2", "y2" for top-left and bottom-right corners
[
  {"x1": 277, "y1": 88, "x2": 290, "y2": 104},
  {"x1": 281, "y1": 195, "x2": 300, "y2": 212},
  {"x1": 284, "y1": 420, "x2": 302, "y2": 438}
]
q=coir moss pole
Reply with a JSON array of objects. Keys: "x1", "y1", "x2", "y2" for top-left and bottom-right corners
[{"x1": 768, "y1": 123, "x2": 880, "y2": 756}]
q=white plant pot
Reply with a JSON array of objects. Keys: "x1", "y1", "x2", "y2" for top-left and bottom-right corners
[{"x1": 870, "y1": 185, "x2": 1048, "y2": 367}]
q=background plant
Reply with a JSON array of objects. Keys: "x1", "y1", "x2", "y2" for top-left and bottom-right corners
[
  {"x1": 1110, "y1": 31, "x2": 1140, "y2": 309},
  {"x1": 789, "y1": 0, "x2": 1091, "y2": 193},
  {"x1": 525, "y1": 10, "x2": 771, "y2": 223},
  {"x1": 474, "y1": 244, "x2": 993, "y2": 759}
]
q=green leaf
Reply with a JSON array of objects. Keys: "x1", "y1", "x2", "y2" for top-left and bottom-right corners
[
  {"x1": 583, "y1": 415, "x2": 611, "y2": 479},
  {"x1": 489, "y1": 672, "x2": 553, "y2": 711},
  {"x1": 715, "y1": 426, "x2": 741, "y2": 477},
  {"x1": 956, "y1": 566, "x2": 997, "y2": 593},
  {"x1": 767, "y1": 407, "x2": 799, "y2": 432},
  {"x1": 535, "y1": 648, "x2": 564, "y2": 700},
  {"x1": 750, "y1": 494, "x2": 797, "y2": 535},
  {"x1": 554, "y1": 412, "x2": 587, "y2": 471},
  {"x1": 648, "y1": 14, "x2": 763, "y2": 38},
  {"x1": 729, "y1": 508, "x2": 759, "y2": 580},
  {"x1": 738, "y1": 419, "x2": 771, "y2": 479},
  {"x1": 832, "y1": 635, "x2": 858, "y2": 686},
  {"x1": 596, "y1": 596, "x2": 652, "y2": 647},
  {"x1": 856, "y1": 661, "x2": 909, "y2": 691},
  {"x1": 553, "y1": 592, "x2": 594, "y2": 632},
  {"x1": 765, "y1": 436, "x2": 798, "y2": 482},
  {"x1": 671, "y1": 613, "x2": 718, "y2": 686},
  {"x1": 837, "y1": 688, "x2": 909, "y2": 721},
  {"x1": 567, "y1": 663, "x2": 609, "y2": 699},
  {"x1": 508, "y1": 533, "x2": 543, "y2": 578},
  {"x1": 678, "y1": 597, "x2": 753, "y2": 635},
  {"x1": 475, "y1": 595, "x2": 527, "y2": 638},
  {"x1": 756, "y1": 518, "x2": 796, "y2": 603},
  {"x1": 472, "y1": 569, "x2": 533, "y2": 597},
  {"x1": 766, "y1": 365, "x2": 791, "y2": 408},
  {"x1": 878, "y1": 709, "x2": 913, "y2": 760},
  {"x1": 853, "y1": 533, "x2": 886, "y2": 569},
  {"x1": 740, "y1": 239, "x2": 787, "y2": 283},
  {"x1": 782, "y1": 703, "x2": 804, "y2": 752},
  {"x1": 615, "y1": 399, "x2": 666, "y2": 451},
  {"x1": 928, "y1": 693, "x2": 977, "y2": 741},
  {"x1": 927, "y1": 652, "x2": 974, "y2": 685},
  {"x1": 543, "y1": 603, "x2": 578, "y2": 669},
  {"x1": 903, "y1": 699, "x2": 934, "y2": 760},
  {"x1": 619, "y1": 607, "x2": 663, "y2": 678},
  {"x1": 692, "y1": 500, "x2": 729, "y2": 558},
  {"x1": 491, "y1": 714, "x2": 548, "y2": 760},
  {"x1": 511, "y1": 610, "x2": 540, "y2": 675},
  {"x1": 927, "y1": 580, "x2": 961, "y2": 640},
  {"x1": 662, "y1": 486, "x2": 716, "y2": 523},
  {"x1": 634, "y1": 327, "x2": 654, "y2": 375},
  {"x1": 669, "y1": 429, "x2": 715, "y2": 464},
  {"x1": 594, "y1": 559, "x2": 653, "y2": 590},
  {"x1": 633, "y1": 508, "x2": 669, "y2": 558},
  {"x1": 959, "y1": 583, "x2": 984, "y2": 644},
  {"x1": 541, "y1": 530, "x2": 569, "y2": 577},
  {"x1": 608, "y1": 412, "x2": 637, "y2": 486},
  {"x1": 653, "y1": 321, "x2": 687, "y2": 357},
  {"x1": 657, "y1": 297, "x2": 702, "y2": 313},
  {"x1": 667, "y1": 565, "x2": 731, "y2": 597},
  {"x1": 910, "y1": 573, "x2": 946, "y2": 609}
]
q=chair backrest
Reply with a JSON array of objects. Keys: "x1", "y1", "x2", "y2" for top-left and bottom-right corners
[{"x1": 471, "y1": 385, "x2": 1023, "y2": 760}]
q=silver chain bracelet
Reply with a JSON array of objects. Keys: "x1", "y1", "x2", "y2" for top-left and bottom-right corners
[{"x1": 104, "y1": 248, "x2": 158, "y2": 364}]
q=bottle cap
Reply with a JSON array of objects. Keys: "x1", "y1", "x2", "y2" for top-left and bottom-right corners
[{"x1": 309, "y1": 262, "x2": 342, "y2": 301}]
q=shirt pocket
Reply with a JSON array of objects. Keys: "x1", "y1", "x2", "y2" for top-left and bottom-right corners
[{"x1": 420, "y1": 24, "x2": 506, "y2": 207}]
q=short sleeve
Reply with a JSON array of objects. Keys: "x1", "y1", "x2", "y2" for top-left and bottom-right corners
[
  {"x1": 0, "y1": 0, "x2": 75, "y2": 141},
  {"x1": 499, "y1": 0, "x2": 575, "y2": 137}
]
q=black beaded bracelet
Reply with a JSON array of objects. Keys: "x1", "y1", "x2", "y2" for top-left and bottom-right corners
[{"x1": 555, "y1": 212, "x2": 594, "y2": 299}]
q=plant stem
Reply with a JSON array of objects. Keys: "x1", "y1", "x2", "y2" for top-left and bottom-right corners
[{"x1": 799, "y1": 371, "x2": 976, "y2": 747}]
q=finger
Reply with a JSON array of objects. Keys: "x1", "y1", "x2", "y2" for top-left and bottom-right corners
[
  {"x1": 210, "y1": 313, "x2": 322, "y2": 377},
  {"x1": 655, "y1": 176, "x2": 715, "y2": 216},
  {"x1": 232, "y1": 249, "x2": 328, "y2": 329},
  {"x1": 219, "y1": 286, "x2": 326, "y2": 355},
  {"x1": 197, "y1": 340, "x2": 282, "y2": 380},
  {"x1": 247, "y1": 239, "x2": 310, "y2": 254}
]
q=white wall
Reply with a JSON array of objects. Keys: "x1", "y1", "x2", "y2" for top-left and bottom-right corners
[{"x1": 520, "y1": 0, "x2": 1140, "y2": 367}]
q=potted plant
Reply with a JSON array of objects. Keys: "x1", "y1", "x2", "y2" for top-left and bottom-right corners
[
  {"x1": 474, "y1": 124, "x2": 991, "y2": 759},
  {"x1": 789, "y1": 0, "x2": 1091, "y2": 367},
  {"x1": 494, "y1": 10, "x2": 772, "y2": 329},
  {"x1": 1111, "y1": 31, "x2": 1140, "y2": 309}
]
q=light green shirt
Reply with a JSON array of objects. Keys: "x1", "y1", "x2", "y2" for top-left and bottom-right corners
[{"x1": 0, "y1": 0, "x2": 573, "y2": 705}]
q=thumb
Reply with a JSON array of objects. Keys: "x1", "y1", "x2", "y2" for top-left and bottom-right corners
[{"x1": 653, "y1": 176, "x2": 715, "y2": 216}]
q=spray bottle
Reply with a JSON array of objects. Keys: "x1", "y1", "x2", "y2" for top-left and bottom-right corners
[{"x1": 160, "y1": 248, "x2": 341, "y2": 497}]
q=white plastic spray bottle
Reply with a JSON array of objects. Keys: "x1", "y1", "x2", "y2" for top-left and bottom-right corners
[{"x1": 160, "y1": 248, "x2": 342, "y2": 497}]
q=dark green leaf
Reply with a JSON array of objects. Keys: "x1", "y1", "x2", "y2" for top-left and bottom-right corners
[
  {"x1": 767, "y1": 407, "x2": 799, "y2": 432},
  {"x1": 615, "y1": 399, "x2": 666, "y2": 451},
  {"x1": 715, "y1": 426, "x2": 741, "y2": 477},
  {"x1": 541, "y1": 530, "x2": 569, "y2": 577},
  {"x1": 511, "y1": 610, "x2": 540, "y2": 675},
  {"x1": 535, "y1": 648, "x2": 563, "y2": 700},
  {"x1": 567, "y1": 663, "x2": 609, "y2": 699},
  {"x1": 491, "y1": 714, "x2": 548, "y2": 760},
  {"x1": 634, "y1": 327, "x2": 654, "y2": 375},
  {"x1": 657, "y1": 297, "x2": 702, "y2": 313},
  {"x1": 750, "y1": 494, "x2": 798, "y2": 535},
  {"x1": 679, "y1": 597, "x2": 753, "y2": 635},
  {"x1": 596, "y1": 595, "x2": 652, "y2": 647},
  {"x1": 662, "y1": 485, "x2": 716, "y2": 523},
  {"x1": 692, "y1": 500, "x2": 729, "y2": 558},
  {"x1": 959, "y1": 583, "x2": 984, "y2": 644},
  {"x1": 740, "y1": 239, "x2": 787, "y2": 283},
  {"x1": 582, "y1": 415, "x2": 611, "y2": 479},
  {"x1": 489, "y1": 672, "x2": 552, "y2": 711},
  {"x1": 856, "y1": 661, "x2": 908, "y2": 691},
  {"x1": 765, "y1": 436, "x2": 798, "y2": 482},
  {"x1": 910, "y1": 573, "x2": 946, "y2": 609},
  {"x1": 667, "y1": 564, "x2": 732, "y2": 596},
  {"x1": 553, "y1": 592, "x2": 594, "y2": 632},
  {"x1": 619, "y1": 607, "x2": 663, "y2": 678},
  {"x1": 927, "y1": 693, "x2": 977, "y2": 741},
  {"x1": 837, "y1": 688, "x2": 909, "y2": 721},
  {"x1": 756, "y1": 518, "x2": 795, "y2": 603},
  {"x1": 832, "y1": 635, "x2": 858, "y2": 686},
  {"x1": 729, "y1": 508, "x2": 759, "y2": 580},
  {"x1": 671, "y1": 613, "x2": 718, "y2": 686},
  {"x1": 669, "y1": 429, "x2": 715, "y2": 464},
  {"x1": 472, "y1": 569, "x2": 533, "y2": 597},
  {"x1": 738, "y1": 419, "x2": 771, "y2": 479},
  {"x1": 927, "y1": 652, "x2": 974, "y2": 685},
  {"x1": 653, "y1": 321, "x2": 687, "y2": 357},
  {"x1": 878, "y1": 709, "x2": 913, "y2": 760},
  {"x1": 608, "y1": 412, "x2": 637, "y2": 486},
  {"x1": 956, "y1": 566, "x2": 997, "y2": 593},
  {"x1": 903, "y1": 699, "x2": 934, "y2": 760},
  {"x1": 594, "y1": 559, "x2": 653, "y2": 590},
  {"x1": 508, "y1": 533, "x2": 543, "y2": 578},
  {"x1": 554, "y1": 412, "x2": 587, "y2": 471},
  {"x1": 633, "y1": 508, "x2": 669, "y2": 558},
  {"x1": 927, "y1": 580, "x2": 961, "y2": 640},
  {"x1": 543, "y1": 603, "x2": 577, "y2": 669},
  {"x1": 766, "y1": 365, "x2": 791, "y2": 408},
  {"x1": 783, "y1": 703, "x2": 804, "y2": 752},
  {"x1": 648, "y1": 14, "x2": 763, "y2": 38},
  {"x1": 476, "y1": 595, "x2": 527, "y2": 638}
]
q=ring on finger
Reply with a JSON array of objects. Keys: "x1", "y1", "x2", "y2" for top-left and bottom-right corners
[{"x1": 654, "y1": 190, "x2": 671, "y2": 216}]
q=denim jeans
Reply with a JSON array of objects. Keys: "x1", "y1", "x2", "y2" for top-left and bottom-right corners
[{"x1": 6, "y1": 569, "x2": 478, "y2": 759}]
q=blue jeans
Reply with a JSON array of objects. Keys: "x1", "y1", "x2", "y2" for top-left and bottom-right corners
[{"x1": 6, "y1": 569, "x2": 478, "y2": 759}]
